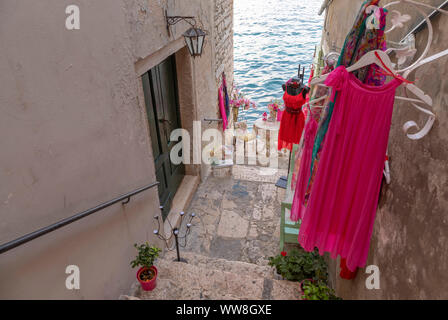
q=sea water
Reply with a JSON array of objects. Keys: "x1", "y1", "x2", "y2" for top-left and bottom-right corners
[{"x1": 234, "y1": 0, "x2": 324, "y2": 128}]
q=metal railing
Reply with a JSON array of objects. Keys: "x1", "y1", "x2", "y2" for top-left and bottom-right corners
[{"x1": 0, "y1": 182, "x2": 160, "y2": 255}]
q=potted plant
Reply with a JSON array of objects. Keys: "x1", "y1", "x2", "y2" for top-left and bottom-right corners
[
  {"x1": 130, "y1": 243, "x2": 161, "y2": 292},
  {"x1": 230, "y1": 86, "x2": 257, "y2": 123},
  {"x1": 267, "y1": 100, "x2": 283, "y2": 122},
  {"x1": 300, "y1": 279, "x2": 341, "y2": 300}
]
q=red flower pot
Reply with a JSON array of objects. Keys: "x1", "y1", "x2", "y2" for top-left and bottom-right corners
[{"x1": 137, "y1": 266, "x2": 158, "y2": 292}]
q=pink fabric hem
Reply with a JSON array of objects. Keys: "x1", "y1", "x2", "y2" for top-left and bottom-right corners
[{"x1": 298, "y1": 66, "x2": 402, "y2": 271}]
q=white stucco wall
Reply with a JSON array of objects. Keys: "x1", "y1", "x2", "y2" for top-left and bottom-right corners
[{"x1": 0, "y1": 0, "x2": 233, "y2": 299}]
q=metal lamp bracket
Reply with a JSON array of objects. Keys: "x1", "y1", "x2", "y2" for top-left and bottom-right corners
[{"x1": 165, "y1": 10, "x2": 197, "y2": 37}]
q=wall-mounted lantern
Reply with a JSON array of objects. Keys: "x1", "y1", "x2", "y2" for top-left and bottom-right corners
[{"x1": 165, "y1": 11, "x2": 208, "y2": 58}]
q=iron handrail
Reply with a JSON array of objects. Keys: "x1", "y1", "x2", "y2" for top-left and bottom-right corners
[{"x1": 0, "y1": 182, "x2": 160, "y2": 255}]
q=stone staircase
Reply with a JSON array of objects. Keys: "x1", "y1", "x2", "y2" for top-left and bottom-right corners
[{"x1": 122, "y1": 251, "x2": 302, "y2": 300}]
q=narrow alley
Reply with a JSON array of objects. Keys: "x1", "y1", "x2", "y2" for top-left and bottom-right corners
[{"x1": 1, "y1": 0, "x2": 448, "y2": 306}]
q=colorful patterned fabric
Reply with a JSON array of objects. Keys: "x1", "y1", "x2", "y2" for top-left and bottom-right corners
[
  {"x1": 352, "y1": 7, "x2": 388, "y2": 86},
  {"x1": 308, "y1": 0, "x2": 388, "y2": 190},
  {"x1": 222, "y1": 73, "x2": 231, "y2": 119}
]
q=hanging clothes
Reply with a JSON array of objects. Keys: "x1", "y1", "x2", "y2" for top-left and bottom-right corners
[
  {"x1": 312, "y1": 64, "x2": 334, "y2": 104},
  {"x1": 308, "y1": 67, "x2": 315, "y2": 85},
  {"x1": 278, "y1": 90, "x2": 307, "y2": 151},
  {"x1": 303, "y1": 0, "x2": 389, "y2": 216},
  {"x1": 291, "y1": 132, "x2": 306, "y2": 191},
  {"x1": 352, "y1": 6, "x2": 388, "y2": 86},
  {"x1": 309, "y1": 1, "x2": 388, "y2": 183},
  {"x1": 290, "y1": 105, "x2": 321, "y2": 222},
  {"x1": 290, "y1": 63, "x2": 332, "y2": 217},
  {"x1": 222, "y1": 73, "x2": 231, "y2": 119},
  {"x1": 218, "y1": 87, "x2": 228, "y2": 131},
  {"x1": 298, "y1": 66, "x2": 402, "y2": 272}
]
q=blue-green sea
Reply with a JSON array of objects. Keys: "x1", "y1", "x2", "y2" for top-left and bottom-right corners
[{"x1": 234, "y1": 0, "x2": 324, "y2": 127}]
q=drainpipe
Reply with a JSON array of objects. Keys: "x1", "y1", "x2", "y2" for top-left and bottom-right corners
[{"x1": 399, "y1": 0, "x2": 448, "y2": 43}]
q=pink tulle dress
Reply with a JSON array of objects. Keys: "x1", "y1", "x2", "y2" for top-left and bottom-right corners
[
  {"x1": 298, "y1": 66, "x2": 402, "y2": 272},
  {"x1": 290, "y1": 106, "x2": 320, "y2": 222}
]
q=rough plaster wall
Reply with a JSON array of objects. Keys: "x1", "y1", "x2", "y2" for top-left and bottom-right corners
[
  {"x1": 125, "y1": 0, "x2": 233, "y2": 180},
  {"x1": 321, "y1": 0, "x2": 448, "y2": 299},
  {"x1": 0, "y1": 0, "x2": 232, "y2": 299},
  {"x1": 321, "y1": 0, "x2": 360, "y2": 53},
  {"x1": 0, "y1": 0, "x2": 164, "y2": 299}
]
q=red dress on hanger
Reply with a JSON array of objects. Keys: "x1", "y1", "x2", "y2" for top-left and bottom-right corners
[{"x1": 278, "y1": 90, "x2": 307, "y2": 151}]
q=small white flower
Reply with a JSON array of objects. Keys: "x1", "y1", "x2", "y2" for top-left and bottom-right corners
[{"x1": 390, "y1": 10, "x2": 411, "y2": 29}]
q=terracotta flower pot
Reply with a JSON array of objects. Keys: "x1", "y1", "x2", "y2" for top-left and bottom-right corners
[{"x1": 137, "y1": 266, "x2": 158, "y2": 292}]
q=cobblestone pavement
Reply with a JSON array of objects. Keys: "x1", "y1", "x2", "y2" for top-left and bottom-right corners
[{"x1": 180, "y1": 165, "x2": 288, "y2": 266}]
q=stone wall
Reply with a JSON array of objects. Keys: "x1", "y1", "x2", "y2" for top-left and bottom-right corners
[
  {"x1": 214, "y1": 0, "x2": 235, "y2": 87},
  {"x1": 320, "y1": 0, "x2": 448, "y2": 299}
]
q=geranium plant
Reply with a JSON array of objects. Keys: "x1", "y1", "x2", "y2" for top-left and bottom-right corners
[
  {"x1": 268, "y1": 248, "x2": 328, "y2": 283},
  {"x1": 301, "y1": 280, "x2": 341, "y2": 300},
  {"x1": 131, "y1": 243, "x2": 161, "y2": 282}
]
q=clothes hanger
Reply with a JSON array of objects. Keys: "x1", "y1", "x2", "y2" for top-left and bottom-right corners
[
  {"x1": 341, "y1": 50, "x2": 435, "y2": 140},
  {"x1": 307, "y1": 95, "x2": 328, "y2": 108},
  {"x1": 311, "y1": 50, "x2": 435, "y2": 142}
]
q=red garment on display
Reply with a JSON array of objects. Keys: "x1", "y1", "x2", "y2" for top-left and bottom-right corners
[
  {"x1": 308, "y1": 68, "x2": 315, "y2": 85},
  {"x1": 278, "y1": 91, "x2": 306, "y2": 151}
]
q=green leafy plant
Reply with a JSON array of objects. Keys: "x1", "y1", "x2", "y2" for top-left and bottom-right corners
[
  {"x1": 301, "y1": 280, "x2": 341, "y2": 300},
  {"x1": 130, "y1": 243, "x2": 161, "y2": 270},
  {"x1": 268, "y1": 248, "x2": 328, "y2": 282}
]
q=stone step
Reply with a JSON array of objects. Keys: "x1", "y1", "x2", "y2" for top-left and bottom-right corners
[
  {"x1": 161, "y1": 251, "x2": 276, "y2": 280},
  {"x1": 132, "y1": 257, "x2": 302, "y2": 300}
]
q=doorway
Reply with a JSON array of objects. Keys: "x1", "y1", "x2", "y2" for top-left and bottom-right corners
[{"x1": 142, "y1": 55, "x2": 185, "y2": 219}]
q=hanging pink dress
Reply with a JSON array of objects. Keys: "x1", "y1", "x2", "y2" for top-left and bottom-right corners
[
  {"x1": 298, "y1": 66, "x2": 402, "y2": 272},
  {"x1": 290, "y1": 106, "x2": 320, "y2": 222},
  {"x1": 218, "y1": 86, "x2": 228, "y2": 131}
]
